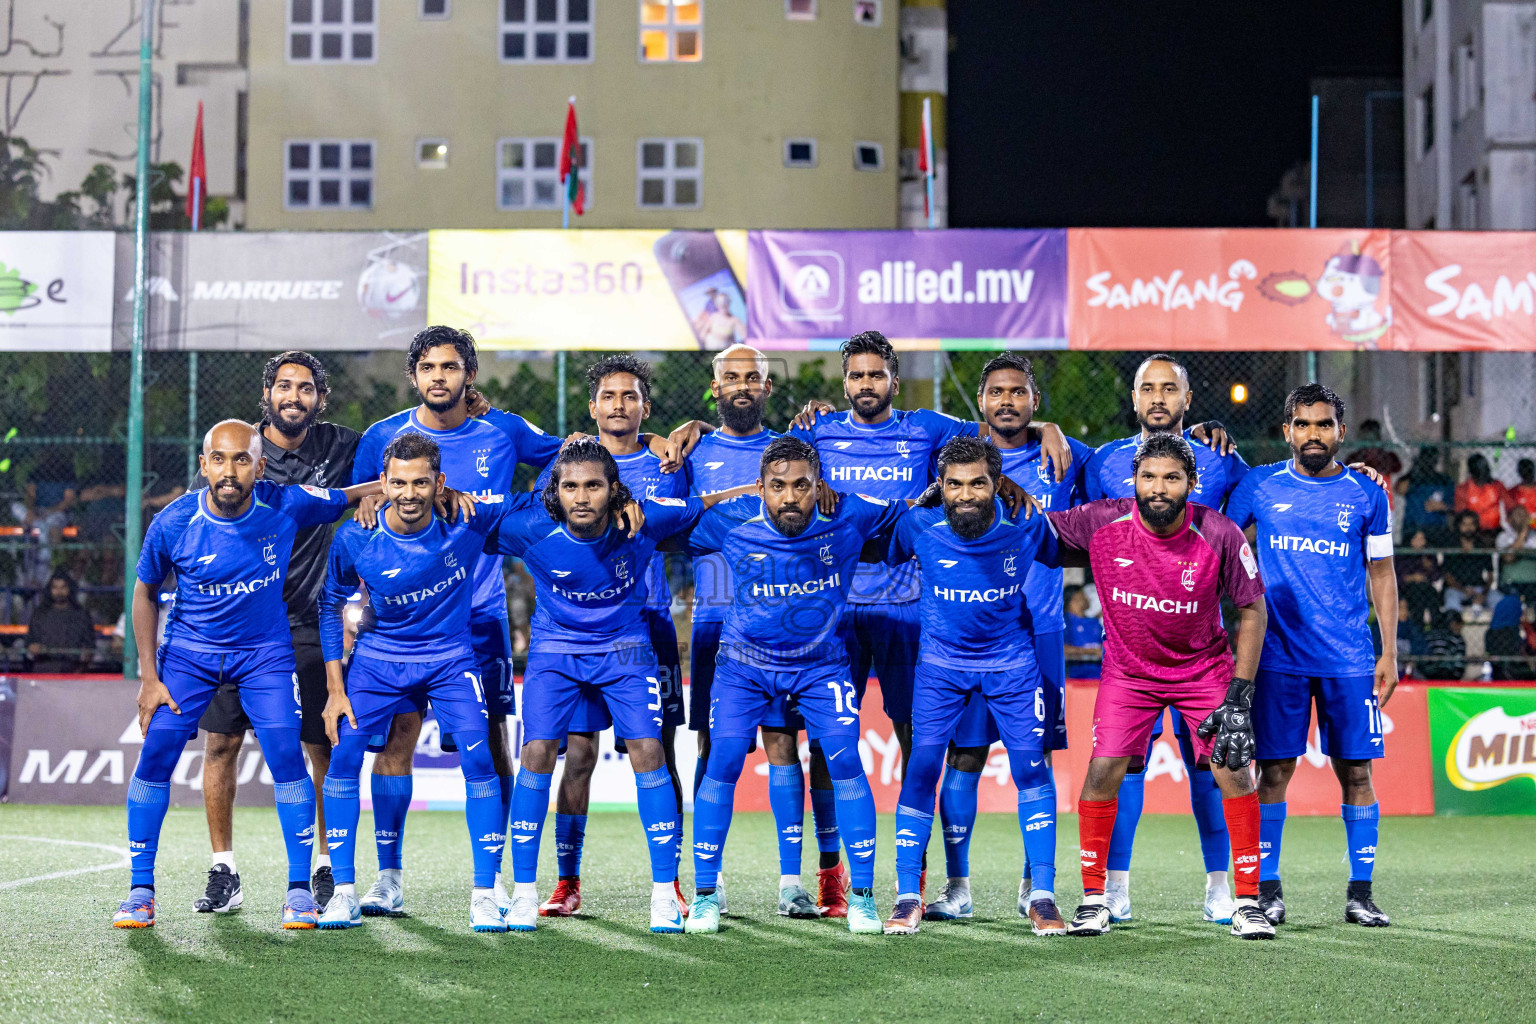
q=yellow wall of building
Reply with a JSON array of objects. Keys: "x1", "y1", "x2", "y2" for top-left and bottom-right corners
[{"x1": 247, "y1": 1, "x2": 899, "y2": 230}]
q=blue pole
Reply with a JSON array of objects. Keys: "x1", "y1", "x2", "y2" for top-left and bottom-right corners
[
  {"x1": 1309, "y1": 94, "x2": 1319, "y2": 230},
  {"x1": 122, "y1": 0, "x2": 154, "y2": 678}
]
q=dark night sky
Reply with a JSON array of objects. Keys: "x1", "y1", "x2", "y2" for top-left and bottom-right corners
[{"x1": 947, "y1": 1, "x2": 1402, "y2": 228}]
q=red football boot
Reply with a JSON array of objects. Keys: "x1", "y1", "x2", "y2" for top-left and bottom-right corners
[
  {"x1": 816, "y1": 863, "x2": 848, "y2": 919},
  {"x1": 539, "y1": 878, "x2": 581, "y2": 917}
]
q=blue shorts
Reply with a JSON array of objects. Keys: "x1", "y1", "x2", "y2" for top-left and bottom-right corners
[
  {"x1": 471, "y1": 615, "x2": 515, "y2": 718},
  {"x1": 913, "y1": 661, "x2": 1047, "y2": 756},
  {"x1": 841, "y1": 601, "x2": 920, "y2": 725},
  {"x1": 689, "y1": 619, "x2": 799, "y2": 732},
  {"x1": 152, "y1": 643, "x2": 299, "y2": 736},
  {"x1": 523, "y1": 646, "x2": 665, "y2": 744},
  {"x1": 570, "y1": 608, "x2": 686, "y2": 735},
  {"x1": 1254, "y1": 669, "x2": 1383, "y2": 761},
  {"x1": 343, "y1": 652, "x2": 489, "y2": 746},
  {"x1": 947, "y1": 633, "x2": 1066, "y2": 752},
  {"x1": 709, "y1": 657, "x2": 852, "y2": 743}
]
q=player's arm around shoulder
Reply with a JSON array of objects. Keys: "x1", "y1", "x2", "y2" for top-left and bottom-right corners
[{"x1": 683, "y1": 494, "x2": 759, "y2": 555}]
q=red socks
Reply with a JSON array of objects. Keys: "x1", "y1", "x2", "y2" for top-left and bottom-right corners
[
  {"x1": 1223, "y1": 792, "x2": 1261, "y2": 898},
  {"x1": 1077, "y1": 798, "x2": 1118, "y2": 895}
]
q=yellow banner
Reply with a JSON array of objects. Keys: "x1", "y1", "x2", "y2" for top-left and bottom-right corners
[{"x1": 427, "y1": 229, "x2": 749, "y2": 350}]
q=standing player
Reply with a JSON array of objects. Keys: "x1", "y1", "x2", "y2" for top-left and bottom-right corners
[
  {"x1": 315, "y1": 434, "x2": 528, "y2": 932},
  {"x1": 1048, "y1": 434, "x2": 1274, "y2": 940},
  {"x1": 683, "y1": 437, "x2": 906, "y2": 935},
  {"x1": 1080, "y1": 353, "x2": 1250, "y2": 925},
  {"x1": 1224, "y1": 383, "x2": 1398, "y2": 927},
  {"x1": 114, "y1": 421, "x2": 373, "y2": 929},
  {"x1": 534, "y1": 356, "x2": 691, "y2": 918},
  {"x1": 925, "y1": 353, "x2": 1091, "y2": 922},
  {"x1": 881, "y1": 438, "x2": 1066, "y2": 936}
]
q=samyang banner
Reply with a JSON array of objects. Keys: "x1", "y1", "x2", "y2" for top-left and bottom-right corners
[
  {"x1": 747, "y1": 229, "x2": 1068, "y2": 349},
  {"x1": 1392, "y1": 232, "x2": 1536, "y2": 351},
  {"x1": 1428, "y1": 686, "x2": 1536, "y2": 815},
  {"x1": 0, "y1": 231, "x2": 116, "y2": 351}
]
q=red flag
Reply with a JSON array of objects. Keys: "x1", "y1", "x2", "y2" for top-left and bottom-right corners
[
  {"x1": 186, "y1": 101, "x2": 207, "y2": 230},
  {"x1": 559, "y1": 97, "x2": 585, "y2": 216}
]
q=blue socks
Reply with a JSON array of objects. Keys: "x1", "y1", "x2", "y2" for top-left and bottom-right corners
[
  {"x1": 371, "y1": 773, "x2": 412, "y2": 871},
  {"x1": 272, "y1": 777, "x2": 319, "y2": 886},
  {"x1": 463, "y1": 775, "x2": 503, "y2": 889},
  {"x1": 635, "y1": 767, "x2": 681, "y2": 883},
  {"x1": 894, "y1": 802, "x2": 934, "y2": 895},
  {"x1": 322, "y1": 774, "x2": 362, "y2": 885},
  {"x1": 555, "y1": 813, "x2": 588, "y2": 878},
  {"x1": 810, "y1": 786, "x2": 840, "y2": 858},
  {"x1": 831, "y1": 773, "x2": 878, "y2": 889},
  {"x1": 1018, "y1": 784, "x2": 1056, "y2": 897},
  {"x1": 126, "y1": 774, "x2": 171, "y2": 888},
  {"x1": 1342, "y1": 802, "x2": 1380, "y2": 881},
  {"x1": 768, "y1": 763, "x2": 806, "y2": 876},
  {"x1": 1260, "y1": 801, "x2": 1287, "y2": 882},
  {"x1": 509, "y1": 769, "x2": 552, "y2": 884},
  {"x1": 1189, "y1": 768, "x2": 1231, "y2": 874},
  {"x1": 939, "y1": 767, "x2": 981, "y2": 878},
  {"x1": 496, "y1": 772, "x2": 514, "y2": 876},
  {"x1": 1108, "y1": 771, "x2": 1144, "y2": 872},
  {"x1": 692, "y1": 775, "x2": 736, "y2": 889}
]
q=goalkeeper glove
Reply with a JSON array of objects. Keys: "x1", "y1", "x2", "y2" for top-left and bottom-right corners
[{"x1": 1197, "y1": 677, "x2": 1256, "y2": 770}]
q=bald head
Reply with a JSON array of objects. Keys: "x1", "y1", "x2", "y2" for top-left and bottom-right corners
[
  {"x1": 199, "y1": 419, "x2": 265, "y2": 517},
  {"x1": 711, "y1": 343, "x2": 769, "y2": 382},
  {"x1": 710, "y1": 344, "x2": 772, "y2": 434},
  {"x1": 203, "y1": 419, "x2": 262, "y2": 459}
]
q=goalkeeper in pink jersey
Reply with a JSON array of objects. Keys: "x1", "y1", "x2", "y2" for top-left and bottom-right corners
[{"x1": 1046, "y1": 433, "x2": 1274, "y2": 940}]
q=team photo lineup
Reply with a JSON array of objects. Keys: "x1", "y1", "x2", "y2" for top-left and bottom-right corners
[{"x1": 113, "y1": 325, "x2": 1398, "y2": 942}]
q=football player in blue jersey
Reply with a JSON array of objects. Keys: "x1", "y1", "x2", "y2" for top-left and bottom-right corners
[
  {"x1": 882, "y1": 437, "x2": 1066, "y2": 935},
  {"x1": 1224, "y1": 383, "x2": 1398, "y2": 929},
  {"x1": 1078, "y1": 353, "x2": 1250, "y2": 926},
  {"x1": 682, "y1": 436, "x2": 907, "y2": 935},
  {"x1": 315, "y1": 433, "x2": 536, "y2": 932},
  {"x1": 115, "y1": 420, "x2": 378, "y2": 930},
  {"x1": 534, "y1": 356, "x2": 693, "y2": 919}
]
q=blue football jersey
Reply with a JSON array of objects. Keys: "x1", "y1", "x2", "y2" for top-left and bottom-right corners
[
  {"x1": 1224, "y1": 461, "x2": 1393, "y2": 676},
  {"x1": 319, "y1": 494, "x2": 535, "y2": 663},
  {"x1": 138, "y1": 481, "x2": 349, "y2": 653},
  {"x1": 487, "y1": 496, "x2": 705, "y2": 654},
  {"x1": 686, "y1": 493, "x2": 906, "y2": 667},
  {"x1": 790, "y1": 408, "x2": 976, "y2": 605},
  {"x1": 536, "y1": 446, "x2": 688, "y2": 613},
  {"x1": 351, "y1": 408, "x2": 561, "y2": 625},
  {"x1": 685, "y1": 428, "x2": 781, "y2": 625},
  {"x1": 997, "y1": 435, "x2": 1091, "y2": 634},
  {"x1": 887, "y1": 499, "x2": 1058, "y2": 671},
  {"x1": 1083, "y1": 429, "x2": 1250, "y2": 509}
]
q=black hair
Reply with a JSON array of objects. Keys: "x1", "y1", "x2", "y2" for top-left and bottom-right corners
[
  {"x1": 842, "y1": 330, "x2": 899, "y2": 376},
  {"x1": 1284, "y1": 381, "x2": 1346, "y2": 423},
  {"x1": 1136, "y1": 352, "x2": 1189, "y2": 384},
  {"x1": 1519, "y1": 458, "x2": 1534, "y2": 481},
  {"x1": 1467, "y1": 453, "x2": 1492, "y2": 484},
  {"x1": 541, "y1": 439, "x2": 633, "y2": 523},
  {"x1": 262, "y1": 350, "x2": 329, "y2": 396},
  {"x1": 1132, "y1": 432, "x2": 1198, "y2": 481},
  {"x1": 407, "y1": 325, "x2": 479, "y2": 378},
  {"x1": 43, "y1": 567, "x2": 78, "y2": 608},
  {"x1": 936, "y1": 436, "x2": 1002, "y2": 486},
  {"x1": 976, "y1": 352, "x2": 1038, "y2": 395},
  {"x1": 760, "y1": 435, "x2": 820, "y2": 480},
  {"x1": 586, "y1": 354, "x2": 654, "y2": 403},
  {"x1": 381, "y1": 432, "x2": 441, "y2": 475}
]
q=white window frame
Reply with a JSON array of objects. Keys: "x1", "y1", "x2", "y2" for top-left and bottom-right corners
[
  {"x1": 785, "y1": 0, "x2": 817, "y2": 21},
  {"x1": 497, "y1": 136, "x2": 593, "y2": 211},
  {"x1": 783, "y1": 138, "x2": 817, "y2": 168},
  {"x1": 500, "y1": 0, "x2": 594, "y2": 64},
  {"x1": 639, "y1": 1, "x2": 704, "y2": 64},
  {"x1": 636, "y1": 137, "x2": 703, "y2": 210},
  {"x1": 1455, "y1": 39, "x2": 1477, "y2": 119},
  {"x1": 287, "y1": 0, "x2": 377, "y2": 64},
  {"x1": 420, "y1": 0, "x2": 451, "y2": 19},
  {"x1": 284, "y1": 139, "x2": 375, "y2": 211},
  {"x1": 417, "y1": 137, "x2": 450, "y2": 170},
  {"x1": 853, "y1": 141, "x2": 884, "y2": 171}
]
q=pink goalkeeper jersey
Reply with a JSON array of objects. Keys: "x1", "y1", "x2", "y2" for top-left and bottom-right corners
[{"x1": 1047, "y1": 498, "x2": 1265, "y2": 688}]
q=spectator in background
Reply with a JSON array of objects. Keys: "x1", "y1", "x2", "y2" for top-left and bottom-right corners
[
  {"x1": 1509, "y1": 459, "x2": 1536, "y2": 518},
  {"x1": 1396, "y1": 529, "x2": 1442, "y2": 627},
  {"x1": 1484, "y1": 589, "x2": 1527, "y2": 680},
  {"x1": 1344, "y1": 419, "x2": 1403, "y2": 488},
  {"x1": 1400, "y1": 446, "x2": 1454, "y2": 541},
  {"x1": 1442, "y1": 511, "x2": 1491, "y2": 611},
  {"x1": 1423, "y1": 609, "x2": 1468, "y2": 681},
  {"x1": 1497, "y1": 504, "x2": 1536, "y2": 605},
  {"x1": 1062, "y1": 585, "x2": 1103, "y2": 680},
  {"x1": 25, "y1": 568, "x2": 95, "y2": 673},
  {"x1": 1455, "y1": 453, "x2": 1508, "y2": 538}
]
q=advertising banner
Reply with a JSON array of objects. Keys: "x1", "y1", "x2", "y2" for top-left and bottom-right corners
[
  {"x1": 112, "y1": 231, "x2": 427, "y2": 351},
  {"x1": 427, "y1": 229, "x2": 750, "y2": 351},
  {"x1": 1068, "y1": 228, "x2": 1395, "y2": 351},
  {"x1": 747, "y1": 229, "x2": 1068, "y2": 349},
  {"x1": 0, "y1": 231, "x2": 115, "y2": 351},
  {"x1": 1392, "y1": 232, "x2": 1536, "y2": 351},
  {"x1": 1428, "y1": 686, "x2": 1536, "y2": 815}
]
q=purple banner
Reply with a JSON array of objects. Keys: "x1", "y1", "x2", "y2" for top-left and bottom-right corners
[{"x1": 746, "y1": 229, "x2": 1068, "y2": 348}]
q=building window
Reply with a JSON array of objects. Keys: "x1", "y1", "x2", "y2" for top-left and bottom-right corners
[
  {"x1": 288, "y1": 0, "x2": 376, "y2": 63},
  {"x1": 637, "y1": 138, "x2": 702, "y2": 208},
  {"x1": 1456, "y1": 171, "x2": 1479, "y2": 229},
  {"x1": 854, "y1": 0, "x2": 880, "y2": 26},
  {"x1": 285, "y1": 139, "x2": 374, "y2": 209},
  {"x1": 418, "y1": 138, "x2": 449, "y2": 169},
  {"x1": 785, "y1": 0, "x2": 816, "y2": 20},
  {"x1": 421, "y1": 0, "x2": 450, "y2": 18},
  {"x1": 502, "y1": 0, "x2": 592, "y2": 63},
  {"x1": 853, "y1": 141, "x2": 884, "y2": 171},
  {"x1": 1421, "y1": 0, "x2": 1432, "y2": 26},
  {"x1": 784, "y1": 138, "x2": 817, "y2": 168},
  {"x1": 498, "y1": 136, "x2": 591, "y2": 209},
  {"x1": 1418, "y1": 86, "x2": 1435, "y2": 156},
  {"x1": 640, "y1": 1, "x2": 702, "y2": 62},
  {"x1": 1455, "y1": 39, "x2": 1477, "y2": 119}
]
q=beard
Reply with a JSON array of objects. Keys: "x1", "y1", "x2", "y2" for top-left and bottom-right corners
[
  {"x1": 767, "y1": 502, "x2": 812, "y2": 538},
  {"x1": 1136, "y1": 492, "x2": 1186, "y2": 530},
  {"x1": 420, "y1": 381, "x2": 466, "y2": 415},
  {"x1": 260, "y1": 395, "x2": 320, "y2": 438},
  {"x1": 1135, "y1": 401, "x2": 1186, "y2": 435},
  {"x1": 209, "y1": 480, "x2": 251, "y2": 517},
  {"x1": 562, "y1": 506, "x2": 607, "y2": 538},
  {"x1": 849, "y1": 388, "x2": 893, "y2": 420},
  {"x1": 945, "y1": 498, "x2": 995, "y2": 540},
  {"x1": 1295, "y1": 441, "x2": 1338, "y2": 474},
  {"x1": 719, "y1": 391, "x2": 767, "y2": 433}
]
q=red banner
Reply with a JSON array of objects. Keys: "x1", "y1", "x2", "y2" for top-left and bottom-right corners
[{"x1": 1392, "y1": 231, "x2": 1536, "y2": 351}]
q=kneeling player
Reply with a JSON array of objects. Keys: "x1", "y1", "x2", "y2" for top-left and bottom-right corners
[
  {"x1": 1048, "y1": 434, "x2": 1276, "y2": 939},
  {"x1": 881, "y1": 438, "x2": 1067, "y2": 936}
]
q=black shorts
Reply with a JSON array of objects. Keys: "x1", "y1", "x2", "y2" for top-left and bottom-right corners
[{"x1": 197, "y1": 626, "x2": 329, "y2": 746}]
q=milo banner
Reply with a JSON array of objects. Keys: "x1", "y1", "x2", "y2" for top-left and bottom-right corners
[{"x1": 1429, "y1": 686, "x2": 1536, "y2": 815}]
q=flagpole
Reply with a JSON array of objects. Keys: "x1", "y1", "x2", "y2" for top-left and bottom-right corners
[
  {"x1": 122, "y1": 0, "x2": 154, "y2": 678},
  {"x1": 1307, "y1": 93, "x2": 1319, "y2": 383},
  {"x1": 555, "y1": 95, "x2": 575, "y2": 434}
]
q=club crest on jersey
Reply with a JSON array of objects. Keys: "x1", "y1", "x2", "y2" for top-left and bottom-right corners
[
  {"x1": 1336, "y1": 504, "x2": 1355, "y2": 533},
  {"x1": 1003, "y1": 554, "x2": 1018, "y2": 578},
  {"x1": 474, "y1": 449, "x2": 491, "y2": 477},
  {"x1": 1037, "y1": 460, "x2": 1052, "y2": 483},
  {"x1": 818, "y1": 543, "x2": 834, "y2": 566},
  {"x1": 614, "y1": 556, "x2": 631, "y2": 579},
  {"x1": 896, "y1": 440, "x2": 911, "y2": 459},
  {"x1": 445, "y1": 552, "x2": 458, "y2": 568},
  {"x1": 262, "y1": 542, "x2": 276, "y2": 566},
  {"x1": 1180, "y1": 564, "x2": 1197, "y2": 591}
]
